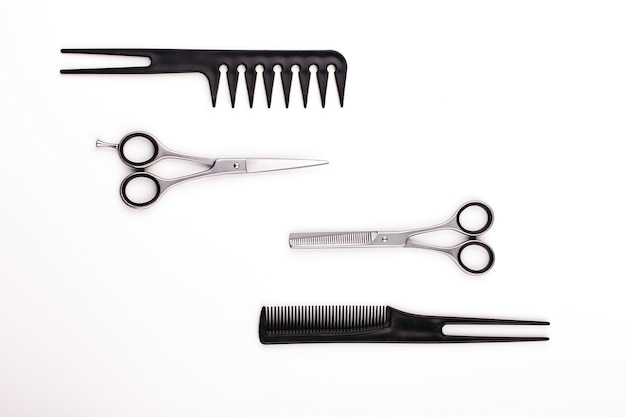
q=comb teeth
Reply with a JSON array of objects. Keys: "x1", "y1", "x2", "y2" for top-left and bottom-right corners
[
  {"x1": 289, "y1": 232, "x2": 375, "y2": 247},
  {"x1": 60, "y1": 49, "x2": 347, "y2": 108},
  {"x1": 220, "y1": 62, "x2": 336, "y2": 108},
  {"x1": 262, "y1": 306, "x2": 389, "y2": 335}
]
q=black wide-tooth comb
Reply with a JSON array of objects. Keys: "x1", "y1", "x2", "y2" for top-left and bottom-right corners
[
  {"x1": 259, "y1": 306, "x2": 549, "y2": 344},
  {"x1": 60, "y1": 49, "x2": 347, "y2": 108}
]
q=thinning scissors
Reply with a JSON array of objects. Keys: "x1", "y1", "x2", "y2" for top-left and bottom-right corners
[
  {"x1": 97, "y1": 132, "x2": 328, "y2": 208},
  {"x1": 289, "y1": 201, "x2": 495, "y2": 275}
]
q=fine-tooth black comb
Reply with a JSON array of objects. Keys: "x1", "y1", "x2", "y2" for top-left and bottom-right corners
[
  {"x1": 60, "y1": 48, "x2": 347, "y2": 108},
  {"x1": 259, "y1": 306, "x2": 549, "y2": 344}
]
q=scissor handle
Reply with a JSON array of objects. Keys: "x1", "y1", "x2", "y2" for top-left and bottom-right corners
[
  {"x1": 451, "y1": 201, "x2": 494, "y2": 236},
  {"x1": 454, "y1": 240, "x2": 495, "y2": 275},
  {"x1": 117, "y1": 132, "x2": 161, "y2": 169},
  {"x1": 120, "y1": 171, "x2": 165, "y2": 208}
]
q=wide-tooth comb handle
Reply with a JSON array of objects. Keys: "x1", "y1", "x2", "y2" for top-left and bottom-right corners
[
  {"x1": 59, "y1": 48, "x2": 154, "y2": 73},
  {"x1": 60, "y1": 49, "x2": 347, "y2": 108}
]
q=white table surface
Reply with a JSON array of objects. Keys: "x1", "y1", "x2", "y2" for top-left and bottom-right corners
[{"x1": 1, "y1": 1, "x2": 625, "y2": 416}]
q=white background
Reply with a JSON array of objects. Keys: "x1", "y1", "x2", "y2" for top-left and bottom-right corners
[{"x1": 1, "y1": 1, "x2": 625, "y2": 416}]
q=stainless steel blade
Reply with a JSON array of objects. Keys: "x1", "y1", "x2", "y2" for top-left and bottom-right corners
[
  {"x1": 245, "y1": 159, "x2": 328, "y2": 173},
  {"x1": 289, "y1": 231, "x2": 377, "y2": 248}
]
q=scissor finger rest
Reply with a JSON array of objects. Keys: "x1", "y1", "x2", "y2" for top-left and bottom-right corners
[
  {"x1": 117, "y1": 132, "x2": 160, "y2": 168},
  {"x1": 453, "y1": 201, "x2": 494, "y2": 235},
  {"x1": 120, "y1": 172, "x2": 167, "y2": 208},
  {"x1": 96, "y1": 133, "x2": 161, "y2": 169},
  {"x1": 454, "y1": 241, "x2": 495, "y2": 275}
]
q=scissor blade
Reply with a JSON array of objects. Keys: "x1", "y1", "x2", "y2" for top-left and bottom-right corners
[
  {"x1": 289, "y1": 232, "x2": 377, "y2": 248},
  {"x1": 245, "y1": 159, "x2": 328, "y2": 173}
]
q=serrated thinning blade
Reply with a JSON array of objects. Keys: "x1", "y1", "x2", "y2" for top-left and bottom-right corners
[{"x1": 289, "y1": 231, "x2": 376, "y2": 248}]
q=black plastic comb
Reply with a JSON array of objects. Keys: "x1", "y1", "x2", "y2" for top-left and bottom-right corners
[
  {"x1": 259, "y1": 306, "x2": 549, "y2": 344},
  {"x1": 60, "y1": 49, "x2": 347, "y2": 108}
]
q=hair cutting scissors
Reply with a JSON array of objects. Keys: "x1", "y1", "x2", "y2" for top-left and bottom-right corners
[
  {"x1": 97, "y1": 132, "x2": 328, "y2": 208},
  {"x1": 289, "y1": 201, "x2": 495, "y2": 275}
]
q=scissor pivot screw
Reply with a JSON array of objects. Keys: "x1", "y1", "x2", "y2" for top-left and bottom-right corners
[
  {"x1": 233, "y1": 163, "x2": 240, "y2": 169},
  {"x1": 382, "y1": 236, "x2": 388, "y2": 242}
]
